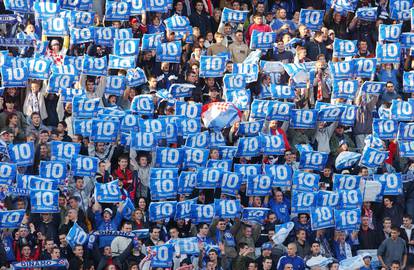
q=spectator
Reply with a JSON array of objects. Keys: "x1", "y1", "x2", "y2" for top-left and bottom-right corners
[{"x1": 377, "y1": 226, "x2": 407, "y2": 270}]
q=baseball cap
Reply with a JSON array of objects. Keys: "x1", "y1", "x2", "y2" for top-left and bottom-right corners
[
  {"x1": 104, "y1": 208, "x2": 113, "y2": 215},
  {"x1": 261, "y1": 242, "x2": 272, "y2": 250}
]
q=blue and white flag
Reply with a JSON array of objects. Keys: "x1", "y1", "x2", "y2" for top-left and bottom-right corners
[
  {"x1": 361, "y1": 81, "x2": 386, "y2": 95},
  {"x1": 174, "y1": 237, "x2": 199, "y2": 255},
  {"x1": 39, "y1": 161, "x2": 67, "y2": 181},
  {"x1": 400, "y1": 33, "x2": 414, "y2": 48},
  {"x1": 220, "y1": 172, "x2": 242, "y2": 196},
  {"x1": 329, "y1": 60, "x2": 354, "y2": 80},
  {"x1": 398, "y1": 122, "x2": 414, "y2": 141},
  {"x1": 105, "y1": 1, "x2": 131, "y2": 21},
  {"x1": 223, "y1": 74, "x2": 246, "y2": 91},
  {"x1": 316, "y1": 190, "x2": 340, "y2": 207},
  {"x1": 70, "y1": 27, "x2": 94, "y2": 44},
  {"x1": 379, "y1": 23, "x2": 402, "y2": 43},
  {"x1": 373, "y1": 119, "x2": 398, "y2": 140},
  {"x1": 237, "y1": 136, "x2": 261, "y2": 157},
  {"x1": 155, "y1": 147, "x2": 184, "y2": 168},
  {"x1": 66, "y1": 222, "x2": 88, "y2": 248},
  {"x1": 164, "y1": 15, "x2": 190, "y2": 32},
  {"x1": 291, "y1": 191, "x2": 316, "y2": 214},
  {"x1": 72, "y1": 155, "x2": 98, "y2": 177},
  {"x1": 141, "y1": 33, "x2": 163, "y2": 51},
  {"x1": 376, "y1": 43, "x2": 401, "y2": 63},
  {"x1": 261, "y1": 134, "x2": 286, "y2": 155},
  {"x1": 175, "y1": 199, "x2": 195, "y2": 219},
  {"x1": 183, "y1": 147, "x2": 209, "y2": 168},
  {"x1": 310, "y1": 207, "x2": 335, "y2": 230},
  {"x1": 113, "y1": 38, "x2": 140, "y2": 56},
  {"x1": 234, "y1": 164, "x2": 261, "y2": 182},
  {"x1": 82, "y1": 55, "x2": 107, "y2": 76},
  {"x1": 299, "y1": 151, "x2": 328, "y2": 171},
  {"x1": 169, "y1": 84, "x2": 195, "y2": 98},
  {"x1": 353, "y1": 58, "x2": 377, "y2": 78},
  {"x1": 221, "y1": 7, "x2": 249, "y2": 23},
  {"x1": 333, "y1": 174, "x2": 360, "y2": 191},
  {"x1": 246, "y1": 175, "x2": 272, "y2": 196},
  {"x1": 250, "y1": 30, "x2": 276, "y2": 50},
  {"x1": 156, "y1": 42, "x2": 182, "y2": 63},
  {"x1": 0, "y1": 210, "x2": 25, "y2": 229},
  {"x1": 130, "y1": 132, "x2": 157, "y2": 151},
  {"x1": 265, "y1": 164, "x2": 292, "y2": 187},
  {"x1": 292, "y1": 171, "x2": 320, "y2": 192},
  {"x1": 391, "y1": 99, "x2": 414, "y2": 121},
  {"x1": 28, "y1": 58, "x2": 52, "y2": 80},
  {"x1": 126, "y1": 67, "x2": 147, "y2": 87},
  {"x1": 333, "y1": 39, "x2": 358, "y2": 57},
  {"x1": 226, "y1": 89, "x2": 251, "y2": 111},
  {"x1": 332, "y1": 79, "x2": 358, "y2": 100},
  {"x1": 364, "y1": 134, "x2": 384, "y2": 150},
  {"x1": 360, "y1": 147, "x2": 388, "y2": 168},
  {"x1": 42, "y1": 17, "x2": 68, "y2": 36},
  {"x1": 95, "y1": 180, "x2": 122, "y2": 203},
  {"x1": 150, "y1": 244, "x2": 174, "y2": 268},
  {"x1": 108, "y1": 55, "x2": 136, "y2": 70},
  {"x1": 191, "y1": 204, "x2": 215, "y2": 223},
  {"x1": 30, "y1": 190, "x2": 59, "y2": 213},
  {"x1": 299, "y1": 9, "x2": 325, "y2": 30},
  {"x1": 340, "y1": 189, "x2": 363, "y2": 209},
  {"x1": 121, "y1": 198, "x2": 135, "y2": 220},
  {"x1": 196, "y1": 168, "x2": 222, "y2": 189},
  {"x1": 90, "y1": 119, "x2": 119, "y2": 143},
  {"x1": 9, "y1": 142, "x2": 34, "y2": 166},
  {"x1": 374, "y1": 173, "x2": 403, "y2": 195},
  {"x1": 0, "y1": 67, "x2": 28, "y2": 87},
  {"x1": 403, "y1": 72, "x2": 414, "y2": 92},
  {"x1": 233, "y1": 63, "x2": 258, "y2": 83},
  {"x1": 150, "y1": 178, "x2": 177, "y2": 200},
  {"x1": 105, "y1": 76, "x2": 126, "y2": 96},
  {"x1": 399, "y1": 141, "x2": 414, "y2": 157},
  {"x1": 215, "y1": 199, "x2": 241, "y2": 219},
  {"x1": 149, "y1": 201, "x2": 176, "y2": 221},
  {"x1": 266, "y1": 101, "x2": 294, "y2": 121},
  {"x1": 241, "y1": 207, "x2": 270, "y2": 224},
  {"x1": 238, "y1": 121, "x2": 264, "y2": 136},
  {"x1": 12, "y1": 259, "x2": 69, "y2": 269},
  {"x1": 130, "y1": 95, "x2": 154, "y2": 115},
  {"x1": 290, "y1": 109, "x2": 317, "y2": 129},
  {"x1": 199, "y1": 56, "x2": 226, "y2": 78},
  {"x1": 270, "y1": 85, "x2": 295, "y2": 99},
  {"x1": 355, "y1": 7, "x2": 377, "y2": 21},
  {"x1": 335, "y1": 208, "x2": 361, "y2": 230},
  {"x1": 273, "y1": 222, "x2": 295, "y2": 244},
  {"x1": 177, "y1": 171, "x2": 197, "y2": 195},
  {"x1": 72, "y1": 96, "x2": 100, "y2": 118}
]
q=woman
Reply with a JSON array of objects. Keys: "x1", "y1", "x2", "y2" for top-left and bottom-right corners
[
  {"x1": 44, "y1": 37, "x2": 69, "y2": 66},
  {"x1": 137, "y1": 197, "x2": 149, "y2": 224},
  {"x1": 6, "y1": 113, "x2": 25, "y2": 142},
  {"x1": 131, "y1": 209, "x2": 149, "y2": 230}
]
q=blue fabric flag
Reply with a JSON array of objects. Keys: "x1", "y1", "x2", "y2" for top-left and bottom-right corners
[
  {"x1": 30, "y1": 190, "x2": 59, "y2": 213},
  {"x1": 299, "y1": 9, "x2": 325, "y2": 30},
  {"x1": 310, "y1": 206, "x2": 335, "y2": 230},
  {"x1": 95, "y1": 180, "x2": 123, "y2": 203},
  {"x1": 66, "y1": 222, "x2": 88, "y2": 248}
]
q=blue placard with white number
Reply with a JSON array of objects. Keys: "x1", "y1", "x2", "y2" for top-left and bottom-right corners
[
  {"x1": 146, "y1": 0, "x2": 168, "y2": 12},
  {"x1": 270, "y1": 85, "x2": 295, "y2": 99},
  {"x1": 238, "y1": 121, "x2": 264, "y2": 136},
  {"x1": 66, "y1": 222, "x2": 88, "y2": 248},
  {"x1": 334, "y1": 208, "x2": 361, "y2": 230},
  {"x1": 177, "y1": 171, "x2": 197, "y2": 194},
  {"x1": 72, "y1": 155, "x2": 99, "y2": 177},
  {"x1": 315, "y1": 102, "x2": 343, "y2": 122},
  {"x1": 105, "y1": 76, "x2": 126, "y2": 96},
  {"x1": 292, "y1": 171, "x2": 320, "y2": 192},
  {"x1": 70, "y1": 27, "x2": 94, "y2": 44},
  {"x1": 219, "y1": 146, "x2": 238, "y2": 160},
  {"x1": 361, "y1": 81, "x2": 386, "y2": 95},
  {"x1": 223, "y1": 74, "x2": 246, "y2": 91},
  {"x1": 221, "y1": 7, "x2": 249, "y2": 23},
  {"x1": 316, "y1": 190, "x2": 339, "y2": 207},
  {"x1": 246, "y1": 175, "x2": 272, "y2": 196},
  {"x1": 226, "y1": 89, "x2": 251, "y2": 111},
  {"x1": 0, "y1": 210, "x2": 25, "y2": 229},
  {"x1": 183, "y1": 147, "x2": 209, "y2": 169},
  {"x1": 108, "y1": 54, "x2": 136, "y2": 70},
  {"x1": 266, "y1": 101, "x2": 294, "y2": 121},
  {"x1": 339, "y1": 104, "x2": 357, "y2": 126},
  {"x1": 373, "y1": 173, "x2": 403, "y2": 195},
  {"x1": 291, "y1": 191, "x2": 316, "y2": 214},
  {"x1": 234, "y1": 164, "x2": 261, "y2": 182},
  {"x1": 70, "y1": 11, "x2": 95, "y2": 28},
  {"x1": 169, "y1": 84, "x2": 195, "y2": 98},
  {"x1": 141, "y1": 33, "x2": 163, "y2": 51},
  {"x1": 185, "y1": 132, "x2": 210, "y2": 148},
  {"x1": 126, "y1": 67, "x2": 147, "y2": 87},
  {"x1": 299, "y1": 151, "x2": 328, "y2": 171},
  {"x1": 403, "y1": 72, "x2": 414, "y2": 92},
  {"x1": 391, "y1": 99, "x2": 414, "y2": 121},
  {"x1": 130, "y1": 95, "x2": 154, "y2": 115},
  {"x1": 175, "y1": 102, "x2": 201, "y2": 118},
  {"x1": 39, "y1": 161, "x2": 67, "y2": 181},
  {"x1": 236, "y1": 136, "x2": 261, "y2": 157},
  {"x1": 379, "y1": 23, "x2": 402, "y2": 43},
  {"x1": 299, "y1": 9, "x2": 325, "y2": 30},
  {"x1": 0, "y1": 163, "x2": 16, "y2": 185},
  {"x1": 191, "y1": 204, "x2": 215, "y2": 223},
  {"x1": 90, "y1": 119, "x2": 120, "y2": 143},
  {"x1": 332, "y1": 79, "x2": 359, "y2": 100},
  {"x1": 82, "y1": 55, "x2": 107, "y2": 76},
  {"x1": 333, "y1": 174, "x2": 361, "y2": 191},
  {"x1": 149, "y1": 201, "x2": 177, "y2": 221},
  {"x1": 50, "y1": 141, "x2": 80, "y2": 162},
  {"x1": 9, "y1": 142, "x2": 35, "y2": 167},
  {"x1": 261, "y1": 134, "x2": 286, "y2": 155},
  {"x1": 353, "y1": 58, "x2": 377, "y2": 78},
  {"x1": 150, "y1": 178, "x2": 177, "y2": 200},
  {"x1": 150, "y1": 244, "x2": 174, "y2": 268},
  {"x1": 310, "y1": 207, "x2": 335, "y2": 230},
  {"x1": 373, "y1": 118, "x2": 398, "y2": 140},
  {"x1": 400, "y1": 33, "x2": 414, "y2": 49},
  {"x1": 155, "y1": 147, "x2": 184, "y2": 168},
  {"x1": 42, "y1": 17, "x2": 68, "y2": 36},
  {"x1": 265, "y1": 164, "x2": 292, "y2": 187},
  {"x1": 139, "y1": 118, "x2": 166, "y2": 137},
  {"x1": 333, "y1": 38, "x2": 358, "y2": 57},
  {"x1": 196, "y1": 168, "x2": 222, "y2": 189},
  {"x1": 0, "y1": 67, "x2": 28, "y2": 87},
  {"x1": 164, "y1": 15, "x2": 190, "y2": 32},
  {"x1": 175, "y1": 199, "x2": 195, "y2": 219},
  {"x1": 250, "y1": 99, "x2": 270, "y2": 119},
  {"x1": 360, "y1": 147, "x2": 389, "y2": 168},
  {"x1": 48, "y1": 74, "x2": 77, "y2": 93},
  {"x1": 233, "y1": 63, "x2": 258, "y2": 83},
  {"x1": 130, "y1": 132, "x2": 157, "y2": 151},
  {"x1": 399, "y1": 141, "x2": 414, "y2": 157},
  {"x1": 3, "y1": 0, "x2": 31, "y2": 13},
  {"x1": 156, "y1": 42, "x2": 182, "y2": 63},
  {"x1": 290, "y1": 109, "x2": 317, "y2": 129},
  {"x1": 105, "y1": 1, "x2": 131, "y2": 21},
  {"x1": 340, "y1": 189, "x2": 362, "y2": 209},
  {"x1": 199, "y1": 56, "x2": 227, "y2": 78},
  {"x1": 398, "y1": 122, "x2": 414, "y2": 140},
  {"x1": 355, "y1": 7, "x2": 377, "y2": 21},
  {"x1": 95, "y1": 180, "x2": 122, "y2": 203},
  {"x1": 250, "y1": 30, "x2": 276, "y2": 50},
  {"x1": 113, "y1": 38, "x2": 140, "y2": 56},
  {"x1": 376, "y1": 43, "x2": 401, "y2": 63},
  {"x1": 30, "y1": 190, "x2": 59, "y2": 213},
  {"x1": 73, "y1": 119, "x2": 92, "y2": 137},
  {"x1": 215, "y1": 199, "x2": 241, "y2": 219},
  {"x1": 28, "y1": 58, "x2": 52, "y2": 80},
  {"x1": 221, "y1": 172, "x2": 242, "y2": 196},
  {"x1": 241, "y1": 207, "x2": 270, "y2": 224},
  {"x1": 176, "y1": 117, "x2": 201, "y2": 138},
  {"x1": 329, "y1": 60, "x2": 354, "y2": 80}
]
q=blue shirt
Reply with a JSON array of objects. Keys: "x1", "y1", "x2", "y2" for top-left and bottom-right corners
[
  {"x1": 277, "y1": 255, "x2": 305, "y2": 270},
  {"x1": 269, "y1": 198, "x2": 291, "y2": 223},
  {"x1": 270, "y1": 19, "x2": 297, "y2": 34}
]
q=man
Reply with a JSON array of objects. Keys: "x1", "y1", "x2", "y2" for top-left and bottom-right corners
[
  {"x1": 145, "y1": 226, "x2": 162, "y2": 246},
  {"x1": 256, "y1": 243, "x2": 278, "y2": 270},
  {"x1": 354, "y1": 39, "x2": 375, "y2": 58},
  {"x1": 390, "y1": 261, "x2": 402, "y2": 270},
  {"x1": 207, "y1": 32, "x2": 228, "y2": 56},
  {"x1": 228, "y1": 30, "x2": 250, "y2": 63},
  {"x1": 295, "y1": 229, "x2": 310, "y2": 258},
  {"x1": 329, "y1": 125, "x2": 356, "y2": 155},
  {"x1": 272, "y1": 39, "x2": 294, "y2": 64},
  {"x1": 231, "y1": 219, "x2": 261, "y2": 259},
  {"x1": 270, "y1": 8, "x2": 296, "y2": 35},
  {"x1": 40, "y1": 238, "x2": 55, "y2": 260},
  {"x1": 189, "y1": 0, "x2": 211, "y2": 36},
  {"x1": 246, "y1": 13, "x2": 272, "y2": 45},
  {"x1": 277, "y1": 243, "x2": 305, "y2": 270},
  {"x1": 400, "y1": 214, "x2": 414, "y2": 266},
  {"x1": 379, "y1": 81, "x2": 400, "y2": 106},
  {"x1": 208, "y1": 218, "x2": 237, "y2": 261},
  {"x1": 358, "y1": 215, "x2": 379, "y2": 249},
  {"x1": 353, "y1": 89, "x2": 379, "y2": 149},
  {"x1": 269, "y1": 190, "x2": 290, "y2": 223},
  {"x1": 305, "y1": 31, "x2": 328, "y2": 61},
  {"x1": 262, "y1": 257, "x2": 274, "y2": 270},
  {"x1": 304, "y1": 241, "x2": 328, "y2": 269},
  {"x1": 68, "y1": 245, "x2": 87, "y2": 270},
  {"x1": 232, "y1": 242, "x2": 252, "y2": 270},
  {"x1": 377, "y1": 226, "x2": 407, "y2": 270},
  {"x1": 26, "y1": 112, "x2": 49, "y2": 137},
  {"x1": 0, "y1": 97, "x2": 27, "y2": 130},
  {"x1": 111, "y1": 221, "x2": 133, "y2": 256}
]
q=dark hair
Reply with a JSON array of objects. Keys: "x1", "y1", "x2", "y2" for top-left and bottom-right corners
[
  {"x1": 6, "y1": 112, "x2": 17, "y2": 126},
  {"x1": 391, "y1": 260, "x2": 401, "y2": 266},
  {"x1": 238, "y1": 242, "x2": 248, "y2": 249},
  {"x1": 31, "y1": 112, "x2": 40, "y2": 119},
  {"x1": 404, "y1": 214, "x2": 413, "y2": 220},
  {"x1": 121, "y1": 220, "x2": 133, "y2": 228},
  {"x1": 391, "y1": 226, "x2": 400, "y2": 232}
]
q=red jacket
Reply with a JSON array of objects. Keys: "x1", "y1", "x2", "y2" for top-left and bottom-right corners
[
  {"x1": 246, "y1": 23, "x2": 272, "y2": 46},
  {"x1": 113, "y1": 168, "x2": 136, "y2": 200}
]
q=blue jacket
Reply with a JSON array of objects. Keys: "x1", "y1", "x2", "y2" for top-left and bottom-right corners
[
  {"x1": 277, "y1": 255, "x2": 305, "y2": 270},
  {"x1": 269, "y1": 198, "x2": 290, "y2": 223},
  {"x1": 95, "y1": 211, "x2": 122, "y2": 248}
]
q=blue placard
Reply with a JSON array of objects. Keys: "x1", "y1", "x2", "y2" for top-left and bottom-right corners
[
  {"x1": 208, "y1": 158, "x2": 233, "y2": 172},
  {"x1": 150, "y1": 178, "x2": 177, "y2": 200},
  {"x1": 95, "y1": 180, "x2": 123, "y2": 203},
  {"x1": 292, "y1": 171, "x2": 320, "y2": 192},
  {"x1": 215, "y1": 199, "x2": 241, "y2": 219},
  {"x1": 373, "y1": 118, "x2": 398, "y2": 140},
  {"x1": 185, "y1": 132, "x2": 210, "y2": 148},
  {"x1": 333, "y1": 174, "x2": 361, "y2": 191},
  {"x1": 355, "y1": 7, "x2": 377, "y2": 21},
  {"x1": 129, "y1": 0, "x2": 146, "y2": 14},
  {"x1": 0, "y1": 210, "x2": 25, "y2": 229},
  {"x1": 333, "y1": 39, "x2": 358, "y2": 57},
  {"x1": 339, "y1": 104, "x2": 357, "y2": 126},
  {"x1": 400, "y1": 33, "x2": 414, "y2": 49},
  {"x1": 221, "y1": 7, "x2": 249, "y2": 23},
  {"x1": 353, "y1": 58, "x2": 377, "y2": 78},
  {"x1": 150, "y1": 244, "x2": 174, "y2": 268},
  {"x1": 121, "y1": 114, "x2": 139, "y2": 132},
  {"x1": 361, "y1": 81, "x2": 386, "y2": 95},
  {"x1": 191, "y1": 204, "x2": 215, "y2": 224},
  {"x1": 94, "y1": 27, "x2": 114, "y2": 46},
  {"x1": 39, "y1": 161, "x2": 67, "y2": 180},
  {"x1": 156, "y1": 42, "x2": 182, "y2": 63},
  {"x1": 376, "y1": 43, "x2": 401, "y2": 63},
  {"x1": 90, "y1": 119, "x2": 120, "y2": 143},
  {"x1": 176, "y1": 117, "x2": 201, "y2": 138},
  {"x1": 210, "y1": 131, "x2": 227, "y2": 147},
  {"x1": 27, "y1": 58, "x2": 52, "y2": 80},
  {"x1": 113, "y1": 38, "x2": 140, "y2": 56},
  {"x1": 291, "y1": 191, "x2": 316, "y2": 214},
  {"x1": 72, "y1": 155, "x2": 99, "y2": 177},
  {"x1": 130, "y1": 95, "x2": 154, "y2": 115},
  {"x1": 9, "y1": 142, "x2": 35, "y2": 167},
  {"x1": 169, "y1": 84, "x2": 195, "y2": 98},
  {"x1": 334, "y1": 208, "x2": 361, "y2": 230},
  {"x1": 391, "y1": 99, "x2": 414, "y2": 121},
  {"x1": 250, "y1": 99, "x2": 270, "y2": 119},
  {"x1": 141, "y1": 33, "x2": 163, "y2": 51},
  {"x1": 126, "y1": 67, "x2": 147, "y2": 87},
  {"x1": 340, "y1": 189, "x2": 362, "y2": 209},
  {"x1": 261, "y1": 134, "x2": 286, "y2": 155},
  {"x1": 379, "y1": 23, "x2": 402, "y2": 43},
  {"x1": 315, "y1": 102, "x2": 343, "y2": 122},
  {"x1": 175, "y1": 199, "x2": 196, "y2": 219},
  {"x1": 290, "y1": 109, "x2": 317, "y2": 129},
  {"x1": 73, "y1": 119, "x2": 92, "y2": 137},
  {"x1": 299, "y1": 151, "x2": 329, "y2": 171},
  {"x1": 0, "y1": 67, "x2": 28, "y2": 87},
  {"x1": 82, "y1": 55, "x2": 107, "y2": 76},
  {"x1": 270, "y1": 85, "x2": 295, "y2": 99},
  {"x1": 226, "y1": 89, "x2": 251, "y2": 111},
  {"x1": 199, "y1": 56, "x2": 227, "y2": 78},
  {"x1": 66, "y1": 222, "x2": 88, "y2": 248},
  {"x1": 329, "y1": 60, "x2": 354, "y2": 79},
  {"x1": 149, "y1": 201, "x2": 177, "y2": 221},
  {"x1": 241, "y1": 207, "x2": 270, "y2": 224},
  {"x1": 310, "y1": 207, "x2": 335, "y2": 230},
  {"x1": 266, "y1": 101, "x2": 294, "y2": 121},
  {"x1": 108, "y1": 54, "x2": 135, "y2": 70},
  {"x1": 175, "y1": 102, "x2": 201, "y2": 118},
  {"x1": 177, "y1": 171, "x2": 197, "y2": 195},
  {"x1": 196, "y1": 168, "x2": 222, "y2": 189},
  {"x1": 398, "y1": 122, "x2": 414, "y2": 140},
  {"x1": 219, "y1": 146, "x2": 238, "y2": 160},
  {"x1": 105, "y1": 76, "x2": 126, "y2": 96},
  {"x1": 316, "y1": 190, "x2": 340, "y2": 207},
  {"x1": 403, "y1": 72, "x2": 414, "y2": 92},
  {"x1": 70, "y1": 27, "x2": 94, "y2": 44},
  {"x1": 221, "y1": 172, "x2": 242, "y2": 196},
  {"x1": 30, "y1": 190, "x2": 59, "y2": 213},
  {"x1": 3, "y1": 0, "x2": 31, "y2": 13},
  {"x1": 105, "y1": 1, "x2": 131, "y2": 21},
  {"x1": 265, "y1": 164, "x2": 292, "y2": 187},
  {"x1": 299, "y1": 9, "x2": 325, "y2": 30},
  {"x1": 238, "y1": 121, "x2": 264, "y2": 136},
  {"x1": 155, "y1": 147, "x2": 184, "y2": 168},
  {"x1": 146, "y1": 0, "x2": 168, "y2": 12},
  {"x1": 246, "y1": 175, "x2": 272, "y2": 196},
  {"x1": 139, "y1": 118, "x2": 166, "y2": 137},
  {"x1": 332, "y1": 79, "x2": 359, "y2": 100},
  {"x1": 236, "y1": 136, "x2": 261, "y2": 157},
  {"x1": 399, "y1": 141, "x2": 414, "y2": 157},
  {"x1": 183, "y1": 147, "x2": 209, "y2": 169},
  {"x1": 48, "y1": 74, "x2": 77, "y2": 93},
  {"x1": 234, "y1": 164, "x2": 261, "y2": 182},
  {"x1": 250, "y1": 30, "x2": 276, "y2": 50},
  {"x1": 42, "y1": 17, "x2": 68, "y2": 36},
  {"x1": 374, "y1": 173, "x2": 403, "y2": 195},
  {"x1": 223, "y1": 74, "x2": 246, "y2": 91},
  {"x1": 150, "y1": 168, "x2": 179, "y2": 179},
  {"x1": 130, "y1": 132, "x2": 157, "y2": 151},
  {"x1": 164, "y1": 15, "x2": 190, "y2": 32},
  {"x1": 233, "y1": 63, "x2": 258, "y2": 83},
  {"x1": 173, "y1": 237, "x2": 199, "y2": 255},
  {"x1": 71, "y1": 11, "x2": 95, "y2": 28},
  {"x1": 0, "y1": 163, "x2": 16, "y2": 185},
  {"x1": 360, "y1": 147, "x2": 389, "y2": 168}
]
